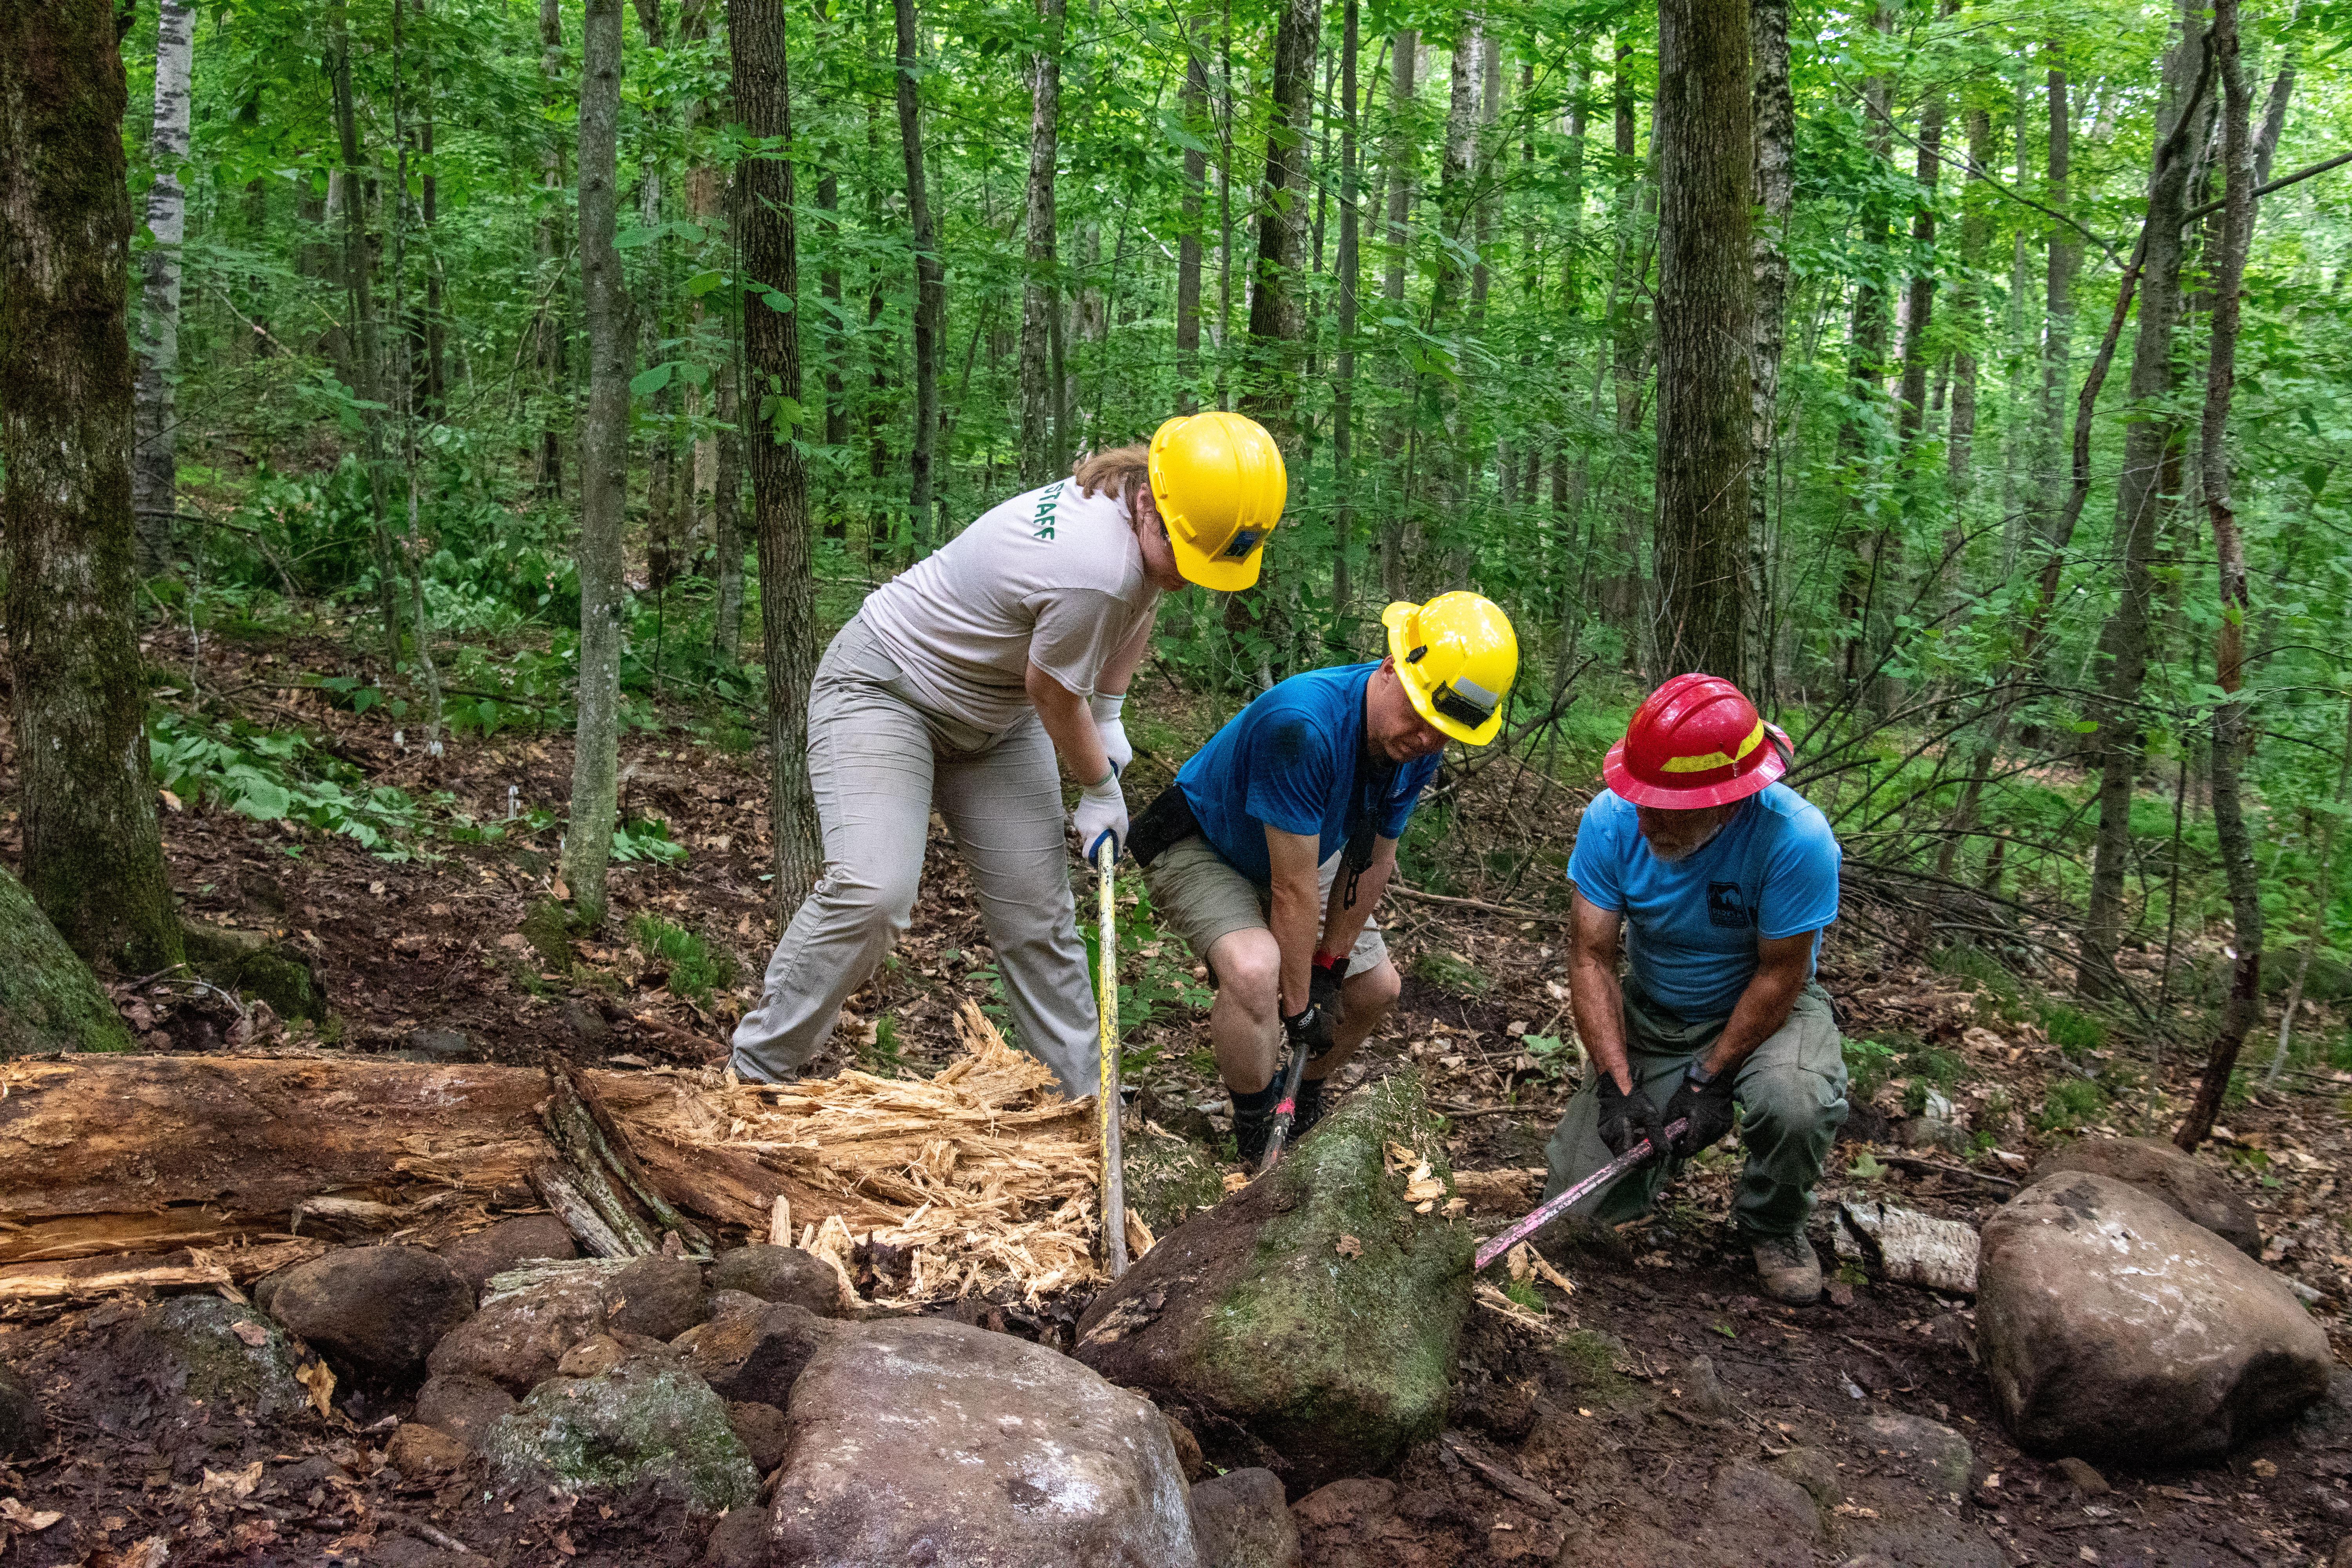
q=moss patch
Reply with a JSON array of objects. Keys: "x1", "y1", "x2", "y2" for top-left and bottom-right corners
[
  {"x1": 519, "y1": 900, "x2": 577, "y2": 976},
  {"x1": 486, "y1": 1359, "x2": 757, "y2": 1514},
  {"x1": 0, "y1": 863, "x2": 134, "y2": 1055},
  {"x1": 181, "y1": 922, "x2": 325, "y2": 1021},
  {"x1": 1409, "y1": 949, "x2": 1494, "y2": 998},
  {"x1": 121, "y1": 1297, "x2": 311, "y2": 1418},
  {"x1": 1124, "y1": 1132, "x2": 1226, "y2": 1235}
]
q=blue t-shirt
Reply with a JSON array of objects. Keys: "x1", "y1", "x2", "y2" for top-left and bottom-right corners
[
  {"x1": 1566, "y1": 782, "x2": 1841, "y2": 1020},
  {"x1": 1176, "y1": 663, "x2": 1441, "y2": 884}
]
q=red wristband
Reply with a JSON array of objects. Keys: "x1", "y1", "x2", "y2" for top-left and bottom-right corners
[{"x1": 1312, "y1": 951, "x2": 1346, "y2": 975}]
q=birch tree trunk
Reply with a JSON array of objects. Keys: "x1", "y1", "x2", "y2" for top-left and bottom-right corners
[
  {"x1": 0, "y1": 0, "x2": 186, "y2": 975},
  {"x1": 1651, "y1": 0, "x2": 1753, "y2": 686},
  {"x1": 563, "y1": 0, "x2": 635, "y2": 926},
  {"x1": 2033, "y1": 46, "x2": 2078, "y2": 550},
  {"x1": 731, "y1": 0, "x2": 823, "y2": 911},
  {"x1": 2176, "y1": 0, "x2": 2257, "y2": 1150},
  {"x1": 130, "y1": 0, "x2": 195, "y2": 577},
  {"x1": 1747, "y1": 0, "x2": 1794, "y2": 697},
  {"x1": 1019, "y1": 0, "x2": 1065, "y2": 483},
  {"x1": 893, "y1": 0, "x2": 944, "y2": 550},
  {"x1": 1240, "y1": 0, "x2": 1321, "y2": 431},
  {"x1": 1330, "y1": 0, "x2": 1361, "y2": 631},
  {"x1": 1174, "y1": 9, "x2": 1209, "y2": 409},
  {"x1": 1376, "y1": 28, "x2": 1416, "y2": 599}
]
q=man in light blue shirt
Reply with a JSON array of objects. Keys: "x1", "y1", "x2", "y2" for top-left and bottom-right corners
[{"x1": 1541, "y1": 674, "x2": 1846, "y2": 1303}]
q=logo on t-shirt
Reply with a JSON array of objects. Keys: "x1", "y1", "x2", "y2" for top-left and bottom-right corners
[
  {"x1": 1707, "y1": 880, "x2": 1753, "y2": 929},
  {"x1": 1031, "y1": 481, "x2": 1065, "y2": 541}
]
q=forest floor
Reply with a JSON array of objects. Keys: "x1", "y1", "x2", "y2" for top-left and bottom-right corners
[{"x1": 1, "y1": 614, "x2": 2349, "y2": 1565}]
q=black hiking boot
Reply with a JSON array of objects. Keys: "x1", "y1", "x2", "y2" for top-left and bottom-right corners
[
  {"x1": 1229, "y1": 1081, "x2": 1281, "y2": 1167},
  {"x1": 1290, "y1": 1075, "x2": 1327, "y2": 1140}
]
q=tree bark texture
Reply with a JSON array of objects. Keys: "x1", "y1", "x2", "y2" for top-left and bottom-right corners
[
  {"x1": 563, "y1": 0, "x2": 635, "y2": 925},
  {"x1": 1174, "y1": 11, "x2": 1209, "y2": 408},
  {"x1": 534, "y1": 0, "x2": 570, "y2": 499},
  {"x1": 1240, "y1": 0, "x2": 1320, "y2": 430},
  {"x1": 893, "y1": 0, "x2": 944, "y2": 549},
  {"x1": 130, "y1": 0, "x2": 194, "y2": 575},
  {"x1": 2081, "y1": 15, "x2": 2211, "y2": 993},
  {"x1": 1019, "y1": 0, "x2": 1065, "y2": 482},
  {"x1": 1896, "y1": 86, "x2": 1943, "y2": 447},
  {"x1": 1375, "y1": 28, "x2": 1416, "y2": 599},
  {"x1": 1330, "y1": 0, "x2": 1361, "y2": 629},
  {"x1": 1946, "y1": 105, "x2": 1992, "y2": 506},
  {"x1": 2176, "y1": 0, "x2": 2256, "y2": 1151},
  {"x1": 2035, "y1": 47, "x2": 2078, "y2": 548},
  {"x1": 1650, "y1": 0, "x2": 1753, "y2": 687},
  {"x1": 1747, "y1": 0, "x2": 1794, "y2": 695},
  {"x1": 731, "y1": 0, "x2": 823, "y2": 913},
  {"x1": 0, "y1": 859, "x2": 135, "y2": 1057},
  {"x1": 0, "y1": 0, "x2": 185, "y2": 975}
]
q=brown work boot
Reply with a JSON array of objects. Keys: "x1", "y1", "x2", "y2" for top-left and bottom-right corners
[{"x1": 1751, "y1": 1234, "x2": 1822, "y2": 1305}]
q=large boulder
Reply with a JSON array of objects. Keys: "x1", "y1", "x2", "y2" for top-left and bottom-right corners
[
  {"x1": 1977, "y1": 1171, "x2": 2331, "y2": 1463},
  {"x1": 602, "y1": 1254, "x2": 708, "y2": 1341},
  {"x1": 118, "y1": 1296, "x2": 313, "y2": 1420},
  {"x1": 441, "y1": 1216, "x2": 579, "y2": 1298},
  {"x1": 708, "y1": 1247, "x2": 846, "y2": 1318},
  {"x1": 266, "y1": 1245, "x2": 474, "y2": 1383},
  {"x1": 2030, "y1": 1135, "x2": 2262, "y2": 1257},
  {"x1": 414, "y1": 1373, "x2": 516, "y2": 1451},
  {"x1": 1074, "y1": 1072, "x2": 1472, "y2": 1494},
  {"x1": 425, "y1": 1270, "x2": 608, "y2": 1393},
  {"x1": 1191, "y1": 1466, "x2": 1299, "y2": 1568},
  {"x1": 682, "y1": 1292, "x2": 837, "y2": 1408},
  {"x1": 763, "y1": 1318, "x2": 1202, "y2": 1566},
  {"x1": 484, "y1": 1355, "x2": 759, "y2": 1515}
]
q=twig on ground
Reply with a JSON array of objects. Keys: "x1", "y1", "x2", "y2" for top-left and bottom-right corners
[
  {"x1": 1868, "y1": 1151, "x2": 2020, "y2": 1191},
  {"x1": 1391, "y1": 884, "x2": 1572, "y2": 924}
]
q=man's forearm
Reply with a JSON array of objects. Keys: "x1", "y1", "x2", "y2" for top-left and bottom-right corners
[
  {"x1": 1569, "y1": 950, "x2": 1633, "y2": 1091},
  {"x1": 1314, "y1": 852, "x2": 1393, "y2": 965},
  {"x1": 1700, "y1": 967, "x2": 1807, "y2": 1078},
  {"x1": 1269, "y1": 875, "x2": 1322, "y2": 1016}
]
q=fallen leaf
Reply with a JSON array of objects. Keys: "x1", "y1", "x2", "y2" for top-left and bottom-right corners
[
  {"x1": 230, "y1": 1320, "x2": 270, "y2": 1348},
  {"x1": 1336, "y1": 1234, "x2": 1363, "y2": 1259},
  {"x1": 0, "y1": 1498, "x2": 63, "y2": 1531},
  {"x1": 202, "y1": 1460, "x2": 265, "y2": 1499},
  {"x1": 230, "y1": 1519, "x2": 281, "y2": 1553},
  {"x1": 118, "y1": 1537, "x2": 171, "y2": 1568},
  {"x1": 158, "y1": 789, "x2": 183, "y2": 813},
  {"x1": 296, "y1": 1356, "x2": 337, "y2": 1417},
  {"x1": 2249, "y1": 1458, "x2": 2278, "y2": 1479}
]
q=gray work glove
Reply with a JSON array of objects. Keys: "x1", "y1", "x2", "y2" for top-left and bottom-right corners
[{"x1": 1074, "y1": 770, "x2": 1127, "y2": 864}]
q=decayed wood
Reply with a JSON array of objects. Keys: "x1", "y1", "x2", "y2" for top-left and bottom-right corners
[{"x1": 0, "y1": 1239, "x2": 323, "y2": 1305}]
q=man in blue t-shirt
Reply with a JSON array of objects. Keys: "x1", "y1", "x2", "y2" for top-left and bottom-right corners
[
  {"x1": 1132, "y1": 594, "x2": 1519, "y2": 1164},
  {"x1": 1542, "y1": 673, "x2": 1847, "y2": 1304}
]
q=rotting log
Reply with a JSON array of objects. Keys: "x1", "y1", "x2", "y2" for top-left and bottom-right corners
[{"x1": 0, "y1": 1055, "x2": 845, "y2": 1267}]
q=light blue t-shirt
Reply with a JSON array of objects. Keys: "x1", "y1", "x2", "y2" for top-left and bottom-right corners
[
  {"x1": 1176, "y1": 664, "x2": 1440, "y2": 885},
  {"x1": 1566, "y1": 782, "x2": 1841, "y2": 1021}
]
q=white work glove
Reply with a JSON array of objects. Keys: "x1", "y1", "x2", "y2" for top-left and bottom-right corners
[
  {"x1": 1074, "y1": 769, "x2": 1128, "y2": 866},
  {"x1": 1089, "y1": 692, "x2": 1132, "y2": 779}
]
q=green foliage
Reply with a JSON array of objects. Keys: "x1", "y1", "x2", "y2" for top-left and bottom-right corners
[
  {"x1": 150, "y1": 709, "x2": 442, "y2": 857},
  {"x1": 1503, "y1": 1279, "x2": 1544, "y2": 1312},
  {"x1": 1409, "y1": 949, "x2": 1494, "y2": 998},
  {"x1": 1521, "y1": 1033, "x2": 1577, "y2": 1082},
  {"x1": 2040, "y1": 1004, "x2": 2109, "y2": 1059},
  {"x1": 627, "y1": 914, "x2": 735, "y2": 1005},
  {"x1": 611, "y1": 816, "x2": 689, "y2": 866},
  {"x1": 2037, "y1": 1078, "x2": 2107, "y2": 1132},
  {"x1": 1842, "y1": 1035, "x2": 1902, "y2": 1100},
  {"x1": 1083, "y1": 881, "x2": 1210, "y2": 1071},
  {"x1": 864, "y1": 1012, "x2": 904, "y2": 1076}
]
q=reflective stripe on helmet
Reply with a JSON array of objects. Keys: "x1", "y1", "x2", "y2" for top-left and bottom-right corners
[{"x1": 1657, "y1": 719, "x2": 1766, "y2": 774}]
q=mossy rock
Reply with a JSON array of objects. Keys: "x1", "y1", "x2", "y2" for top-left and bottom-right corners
[
  {"x1": 484, "y1": 1357, "x2": 758, "y2": 1514},
  {"x1": 1124, "y1": 1131, "x2": 1226, "y2": 1236},
  {"x1": 1408, "y1": 949, "x2": 1494, "y2": 998},
  {"x1": 119, "y1": 1296, "x2": 313, "y2": 1419},
  {"x1": 1074, "y1": 1071, "x2": 1472, "y2": 1494},
  {"x1": 181, "y1": 922, "x2": 325, "y2": 1022},
  {"x1": 0, "y1": 863, "x2": 133, "y2": 1055},
  {"x1": 518, "y1": 900, "x2": 577, "y2": 976}
]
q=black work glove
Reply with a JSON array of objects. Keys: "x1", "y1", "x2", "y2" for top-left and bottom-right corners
[
  {"x1": 1282, "y1": 998, "x2": 1334, "y2": 1061},
  {"x1": 1663, "y1": 1064, "x2": 1737, "y2": 1156},
  {"x1": 1308, "y1": 952, "x2": 1346, "y2": 1012},
  {"x1": 1595, "y1": 1074, "x2": 1669, "y2": 1163}
]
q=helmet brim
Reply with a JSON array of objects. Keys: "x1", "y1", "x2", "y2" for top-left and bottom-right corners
[
  {"x1": 1165, "y1": 529, "x2": 1263, "y2": 591},
  {"x1": 1601, "y1": 740, "x2": 1786, "y2": 808},
  {"x1": 1384, "y1": 602, "x2": 1503, "y2": 745}
]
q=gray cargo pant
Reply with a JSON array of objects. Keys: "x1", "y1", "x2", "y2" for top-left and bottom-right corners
[
  {"x1": 1540, "y1": 980, "x2": 1846, "y2": 1240},
  {"x1": 729, "y1": 616, "x2": 1099, "y2": 1096}
]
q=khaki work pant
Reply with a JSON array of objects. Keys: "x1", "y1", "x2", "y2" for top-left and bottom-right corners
[
  {"x1": 1540, "y1": 981, "x2": 1847, "y2": 1240},
  {"x1": 729, "y1": 617, "x2": 1099, "y2": 1096}
]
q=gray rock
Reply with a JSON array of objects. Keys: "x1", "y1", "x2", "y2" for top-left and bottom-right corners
[
  {"x1": 485, "y1": 1356, "x2": 758, "y2": 1515},
  {"x1": 1074, "y1": 1073, "x2": 1471, "y2": 1492},
  {"x1": 0, "y1": 1365, "x2": 45, "y2": 1457},
  {"x1": 267, "y1": 1245, "x2": 474, "y2": 1383},
  {"x1": 702, "y1": 1506, "x2": 773, "y2": 1568},
  {"x1": 1192, "y1": 1467, "x2": 1298, "y2": 1568},
  {"x1": 120, "y1": 1296, "x2": 312, "y2": 1419},
  {"x1": 560, "y1": 999, "x2": 613, "y2": 1050},
  {"x1": 414, "y1": 1373, "x2": 515, "y2": 1451},
  {"x1": 603, "y1": 1254, "x2": 707, "y2": 1341},
  {"x1": 1553, "y1": 1460, "x2": 1819, "y2": 1568},
  {"x1": 1833, "y1": 1507, "x2": 2005, "y2": 1568},
  {"x1": 1857, "y1": 1414, "x2": 1973, "y2": 1495},
  {"x1": 766, "y1": 1317, "x2": 1202, "y2": 1566},
  {"x1": 1771, "y1": 1445, "x2": 1842, "y2": 1508},
  {"x1": 684, "y1": 1293, "x2": 835, "y2": 1408},
  {"x1": 1682, "y1": 1356, "x2": 1735, "y2": 1419},
  {"x1": 2054, "y1": 1455, "x2": 2109, "y2": 1495},
  {"x1": 726, "y1": 1400, "x2": 791, "y2": 1473},
  {"x1": 425, "y1": 1270, "x2": 607, "y2": 1393},
  {"x1": 404, "y1": 1028, "x2": 478, "y2": 1062},
  {"x1": 1978, "y1": 1172, "x2": 2332, "y2": 1463},
  {"x1": 385, "y1": 1422, "x2": 470, "y2": 1478},
  {"x1": 708, "y1": 1247, "x2": 845, "y2": 1318},
  {"x1": 2031, "y1": 1135, "x2": 2262, "y2": 1257},
  {"x1": 441, "y1": 1216, "x2": 579, "y2": 1297}
]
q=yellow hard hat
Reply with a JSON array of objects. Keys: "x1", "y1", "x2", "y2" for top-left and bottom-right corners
[
  {"x1": 1381, "y1": 592, "x2": 1519, "y2": 746},
  {"x1": 1147, "y1": 412, "x2": 1287, "y2": 591}
]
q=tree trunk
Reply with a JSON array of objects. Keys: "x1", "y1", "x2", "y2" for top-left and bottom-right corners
[
  {"x1": 534, "y1": 0, "x2": 569, "y2": 499},
  {"x1": 1650, "y1": 0, "x2": 1753, "y2": 686},
  {"x1": 893, "y1": 0, "x2": 944, "y2": 549},
  {"x1": 130, "y1": 0, "x2": 194, "y2": 577},
  {"x1": 1896, "y1": 86, "x2": 1943, "y2": 449},
  {"x1": 2175, "y1": 0, "x2": 2256, "y2": 1150},
  {"x1": 1376, "y1": 28, "x2": 1416, "y2": 599},
  {"x1": 2266, "y1": 694, "x2": 2350, "y2": 1085},
  {"x1": 329, "y1": 0, "x2": 407, "y2": 659},
  {"x1": 732, "y1": 0, "x2": 823, "y2": 913},
  {"x1": 635, "y1": 0, "x2": 679, "y2": 594},
  {"x1": 1419, "y1": 15, "x2": 1481, "y2": 567},
  {"x1": 563, "y1": 0, "x2": 635, "y2": 926},
  {"x1": 1174, "y1": 9, "x2": 1209, "y2": 409},
  {"x1": 1240, "y1": 0, "x2": 1320, "y2": 431},
  {"x1": 2034, "y1": 46, "x2": 2078, "y2": 548},
  {"x1": 1018, "y1": 0, "x2": 1065, "y2": 483},
  {"x1": 1330, "y1": 0, "x2": 1361, "y2": 633},
  {"x1": 0, "y1": 863, "x2": 134, "y2": 1057},
  {"x1": 1603, "y1": 42, "x2": 1653, "y2": 658},
  {"x1": 2081, "y1": 11, "x2": 2211, "y2": 995},
  {"x1": 0, "y1": 0, "x2": 186, "y2": 976},
  {"x1": 713, "y1": 201, "x2": 746, "y2": 664},
  {"x1": 1835, "y1": 2, "x2": 1895, "y2": 694},
  {"x1": 1946, "y1": 104, "x2": 1992, "y2": 514},
  {"x1": 1747, "y1": 0, "x2": 1794, "y2": 697}
]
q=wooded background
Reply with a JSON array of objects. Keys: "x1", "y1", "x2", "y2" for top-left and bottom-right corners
[{"x1": 5, "y1": 0, "x2": 2351, "y2": 1145}]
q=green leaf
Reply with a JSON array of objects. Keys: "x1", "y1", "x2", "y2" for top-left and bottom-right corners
[
  {"x1": 760, "y1": 289, "x2": 793, "y2": 314},
  {"x1": 613, "y1": 225, "x2": 658, "y2": 249},
  {"x1": 2303, "y1": 463, "x2": 2330, "y2": 498},
  {"x1": 685, "y1": 269, "x2": 726, "y2": 296},
  {"x1": 630, "y1": 362, "x2": 675, "y2": 396}
]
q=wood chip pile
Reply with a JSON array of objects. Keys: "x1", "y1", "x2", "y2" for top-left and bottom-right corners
[{"x1": 631, "y1": 1002, "x2": 1108, "y2": 1300}]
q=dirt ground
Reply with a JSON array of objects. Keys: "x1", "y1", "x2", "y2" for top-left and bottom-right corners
[{"x1": 2, "y1": 621, "x2": 2349, "y2": 1565}]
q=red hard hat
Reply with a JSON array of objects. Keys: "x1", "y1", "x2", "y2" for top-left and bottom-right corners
[{"x1": 1602, "y1": 673, "x2": 1789, "y2": 809}]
